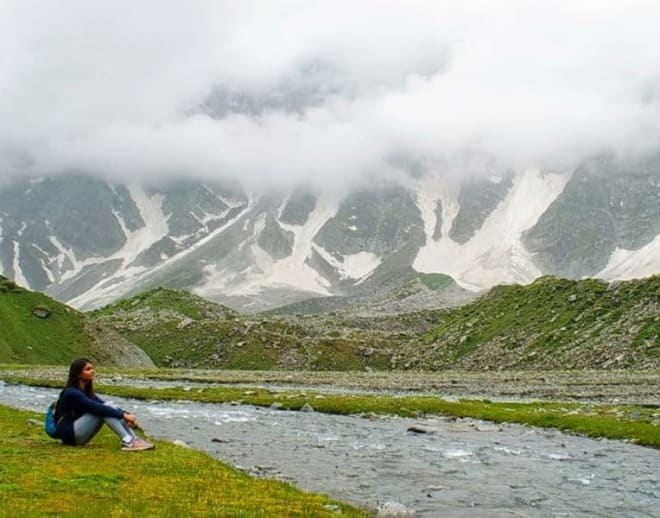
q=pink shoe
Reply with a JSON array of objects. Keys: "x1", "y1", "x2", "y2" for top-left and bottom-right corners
[{"x1": 121, "y1": 437, "x2": 155, "y2": 451}]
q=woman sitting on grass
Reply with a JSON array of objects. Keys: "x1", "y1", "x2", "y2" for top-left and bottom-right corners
[{"x1": 55, "y1": 358, "x2": 154, "y2": 451}]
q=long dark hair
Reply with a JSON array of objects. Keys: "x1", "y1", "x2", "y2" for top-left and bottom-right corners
[{"x1": 64, "y1": 357, "x2": 96, "y2": 398}]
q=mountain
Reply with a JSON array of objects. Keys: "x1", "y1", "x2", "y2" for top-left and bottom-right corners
[
  {"x1": 523, "y1": 153, "x2": 660, "y2": 279},
  {"x1": 0, "y1": 152, "x2": 658, "y2": 312},
  {"x1": 0, "y1": 275, "x2": 153, "y2": 367},
  {"x1": 91, "y1": 276, "x2": 660, "y2": 370}
]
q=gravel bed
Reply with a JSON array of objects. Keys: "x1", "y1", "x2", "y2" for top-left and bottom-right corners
[{"x1": 2, "y1": 368, "x2": 657, "y2": 405}]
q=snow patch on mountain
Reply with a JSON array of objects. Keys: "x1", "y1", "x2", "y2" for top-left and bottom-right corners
[
  {"x1": 68, "y1": 191, "x2": 252, "y2": 309},
  {"x1": 414, "y1": 173, "x2": 459, "y2": 240},
  {"x1": 596, "y1": 234, "x2": 660, "y2": 281},
  {"x1": 414, "y1": 168, "x2": 570, "y2": 291},
  {"x1": 40, "y1": 186, "x2": 170, "y2": 287},
  {"x1": 31, "y1": 243, "x2": 54, "y2": 283},
  {"x1": 198, "y1": 195, "x2": 339, "y2": 298},
  {"x1": 191, "y1": 209, "x2": 220, "y2": 225},
  {"x1": 203, "y1": 184, "x2": 245, "y2": 210},
  {"x1": 125, "y1": 185, "x2": 170, "y2": 255},
  {"x1": 12, "y1": 241, "x2": 30, "y2": 289},
  {"x1": 253, "y1": 212, "x2": 267, "y2": 237},
  {"x1": 48, "y1": 236, "x2": 84, "y2": 282},
  {"x1": 96, "y1": 187, "x2": 169, "y2": 268},
  {"x1": 12, "y1": 224, "x2": 32, "y2": 289},
  {"x1": 343, "y1": 252, "x2": 382, "y2": 282},
  {"x1": 313, "y1": 243, "x2": 381, "y2": 283}
]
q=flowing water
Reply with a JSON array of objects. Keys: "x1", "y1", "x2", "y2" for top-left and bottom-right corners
[{"x1": 1, "y1": 382, "x2": 658, "y2": 517}]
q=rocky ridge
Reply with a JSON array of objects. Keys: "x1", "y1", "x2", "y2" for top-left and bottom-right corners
[{"x1": 92, "y1": 275, "x2": 660, "y2": 371}]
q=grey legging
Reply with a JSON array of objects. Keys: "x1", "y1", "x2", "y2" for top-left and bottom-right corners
[{"x1": 73, "y1": 413, "x2": 136, "y2": 445}]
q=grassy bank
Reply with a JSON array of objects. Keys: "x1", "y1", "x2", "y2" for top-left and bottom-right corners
[
  {"x1": 5, "y1": 376, "x2": 659, "y2": 449},
  {"x1": 0, "y1": 405, "x2": 366, "y2": 517},
  {"x1": 409, "y1": 275, "x2": 660, "y2": 369},
  {"x1": 0, "y1": 276, "x2": 91, "y2": 364}
]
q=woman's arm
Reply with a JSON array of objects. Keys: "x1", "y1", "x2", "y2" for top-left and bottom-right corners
[
  {"x1": 68, "y1": 389, "x2": 125, "y2": 419},
  {"x1": 91, "y1": 392, "x2": 135, "y2": 425}
]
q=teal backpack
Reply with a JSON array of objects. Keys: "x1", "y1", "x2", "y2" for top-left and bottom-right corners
[{"x1": 44, "y1": 401, "x2": 60, "y2": 438}]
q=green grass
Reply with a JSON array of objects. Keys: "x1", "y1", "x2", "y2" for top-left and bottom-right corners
[
  {"x1": 97, "y1": 306, "x2": 398, "y2": 371},
  {"x1": 3, "y1": 274, "x2": 658, "y2": 373},
  {"x1": 0, "y1": 405, "x2": 366, "y2": 517},
  {"x1": 92, "y1": 275, "x2": 659, "y2": 371},
  {"x1": 421, "y1": 275, "x2": 660, "y2": 362},
  {"x1": 632, "y1": 318, "x2": 660, "y2": 357},
  {"x1": 417, "y1": 272, "x2": 454, "y2": 290},
  {"x1": 6, "y1": 376, "x2": 659, "y2": 449},
  {"x1": 0, "y1": 276, "x2": 92, "y2": 364},
  {"x1": 89, "y1": 286, "x2": 236, "y2": 321}
]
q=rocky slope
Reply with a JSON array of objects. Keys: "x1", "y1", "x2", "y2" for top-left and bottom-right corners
[
  {"x1": 91, "y1": 275, "x2": 659, "y2": 371},
  {"x1": 399, "y1": 275, "x2": 660, "y2": 370},
  {"x1": 91, "y1": 287, "x2": 403, "y2": 370},
  {"x1": 264, "y1": 270, "x2": 475, "y2": 316},
  {"x1": 523, "y1": 153, "x2": 660, "y2": 278}
]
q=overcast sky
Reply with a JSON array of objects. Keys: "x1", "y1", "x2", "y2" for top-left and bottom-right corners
[{"x1": 1, "y1": 1, "x2": 659, "y2": 188}]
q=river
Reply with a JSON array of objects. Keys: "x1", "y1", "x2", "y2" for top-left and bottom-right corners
[{"x1": 1, "y1": 382, "x2": 658, "y2": 517}]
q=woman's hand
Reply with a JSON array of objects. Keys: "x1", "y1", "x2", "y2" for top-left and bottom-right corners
[{"x1": 123, "y1": 412, "x2": 137, "y2": 428}]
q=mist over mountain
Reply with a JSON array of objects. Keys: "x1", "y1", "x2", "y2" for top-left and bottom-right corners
[
  {"x1": 0, "y1": 152, "x2": 658, "y2": 312},
  {"x1": 1, "y1": 2, "x2": 659, "y2": 310}
]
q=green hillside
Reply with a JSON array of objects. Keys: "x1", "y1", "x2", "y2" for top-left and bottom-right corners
[
  {"x1": 0, "y1": 276, "x2": 92, "y2": 364},
  {"x1": 6, "y1": 273, "x2": 654, "y2": 370},
  {"x1": 401, "y1": 275, "x2": 660, "y2": 370},
  {"x1": 93, "y1": 276, "x2": 660, "y2": 371},
  {"x1": 91, "y1": 287, "x2": 400, "y2": 370},
  {"x1": 0, "y1": 275, "x2": 154, "y2": 367}
]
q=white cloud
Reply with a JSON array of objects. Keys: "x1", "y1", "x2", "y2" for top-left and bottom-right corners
[{"x1": 1, "y1": 1, "x2": 660, "y2": 188}]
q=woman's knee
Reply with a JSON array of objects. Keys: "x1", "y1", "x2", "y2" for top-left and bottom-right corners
[{"x1": 73, "y1": 414, "x2": 104, "y2": 445}]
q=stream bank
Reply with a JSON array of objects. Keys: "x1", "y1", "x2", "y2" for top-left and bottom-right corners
[{"x1": 1, "y1": 382, "x2": 658, "y2": 517}]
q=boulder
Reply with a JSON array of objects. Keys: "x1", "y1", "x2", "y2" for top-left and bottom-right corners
[{"x1": 32, "y1": 306, "x2": 51, "y2": 319}]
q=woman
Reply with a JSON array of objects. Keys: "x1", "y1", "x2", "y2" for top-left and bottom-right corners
[{"x1": 55, "y1": 358, "x2": 154, "y2": 451}]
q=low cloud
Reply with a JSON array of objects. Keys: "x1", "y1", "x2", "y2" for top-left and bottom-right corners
[{"x1": 1, "y1": 1, "x2": 660, "y2": 189}]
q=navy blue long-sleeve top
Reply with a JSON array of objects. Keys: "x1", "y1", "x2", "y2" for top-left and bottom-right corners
[{"x1": 55, "y1": 386, "x2": 125, "y2": 445}]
